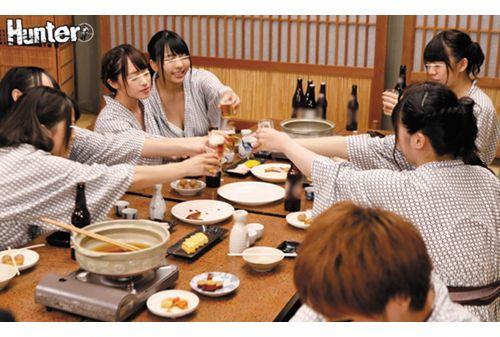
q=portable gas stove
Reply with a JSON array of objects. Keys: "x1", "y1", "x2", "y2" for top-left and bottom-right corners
[{"x1": 35, "y1": 265, "x2": 179, "y2": 321}]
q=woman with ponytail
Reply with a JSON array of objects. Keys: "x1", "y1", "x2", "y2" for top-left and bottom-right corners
[
  {"x1": 255, "y1": 82, "x2": 499, "y2": 321},
  {"x1": 380, "y1": 29, "x2": 498, "y2": 165},
  {"x1": 290, "y1": 29, "x2": 498, "y2": 168}
]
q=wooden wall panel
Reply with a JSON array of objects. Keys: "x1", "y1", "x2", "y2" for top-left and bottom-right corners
[
  {"x1": 0, "y1": 15, "x2": 75, "y2": 98},
  {"x1": 200, "y1": 65, "x2": 372, "y2": 130},
  {"x1": 100, "y1": 15, "x2": 387, "y2": 126}
]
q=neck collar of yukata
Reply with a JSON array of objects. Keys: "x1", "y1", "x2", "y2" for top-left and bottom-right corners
[
  {"x1": 418, "y1": 159, "x2": 464, "y2": 170},
  {"x1": 104, "y1": 95, "x2": 144, "y2": 115},
  {"x1": 467, "y1": 79, "x2": 478, "y2": 96}
]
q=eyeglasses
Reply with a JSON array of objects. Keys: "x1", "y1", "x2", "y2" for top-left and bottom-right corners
[
  {"x1": 127, "y1": 70, "x2": 150, "y2": 82},
  {"x1": 163, "y1": 55, "x2": 190, "y2": 66},
  {"x1": 424, "y1": 62, "x2": 446, "y2": 72}
]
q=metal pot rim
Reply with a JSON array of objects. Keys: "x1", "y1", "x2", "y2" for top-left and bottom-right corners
[
  {"x1": 280, "y1": 118, "x2": 335, "y2": 135},
  {"x1": 73, "y1": 219, "x2": 169, "y2": 257}
]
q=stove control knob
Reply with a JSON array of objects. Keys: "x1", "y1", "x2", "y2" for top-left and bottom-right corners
[{"x1": 76, "y1": 271, "x2": 90, "y2": 282}]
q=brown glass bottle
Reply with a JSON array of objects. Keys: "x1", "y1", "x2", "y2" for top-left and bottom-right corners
[
  {"x1": 284, "y1": 163, "x2": 303, "y2": 212},
  {"x1": 205, "y1": 170, "x2": 221, "y2": 188},
  {"x1": 346, "y1": 85, "x2": 359, "y2": 131},
  {"x1": 70, "y1": 182, "x2": 91, "y2": 260},
  {"x1": 394, "y1": 64, "x2": 407, "y2": 100},
  {"x1": 291, "y1": 77, "x2": 305, "y2": 118},
  {"x1": 316, "y1": 82, "x2": 328, "y2": 120}
]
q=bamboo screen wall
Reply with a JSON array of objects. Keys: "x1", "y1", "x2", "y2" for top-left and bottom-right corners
[
  {"x1": 0, "y1": 16, "x2": 75, "y2": 97},
  {"x1": 402, "y1": 15, "x2": 500, "y2": 116},
  {"x1": 100, "y1": 15, "x2": 389, "y2": 129}
]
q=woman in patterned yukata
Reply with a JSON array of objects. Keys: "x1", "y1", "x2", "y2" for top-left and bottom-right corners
[
  {"x1": 291, "y1": 202, "x2": 478, "y2": 322},
  {"x1": 295, "y1": 29, "x2": 498, "y2": 166},
  {"x1": 147, "y1": 30, "x2": 240, "y2": 137},
  {"x1": 95, "y1": 44, "x2": 191, "y2": 165},
  {"x1": 255, "y1": 82, "x2": 499, "y2": 321},
  {"x1": 0, "y1": 66, "x2": 212, "y2": 167},
  {"x1": 0, "y1": 87, "x2": 219, "y2": 251}
]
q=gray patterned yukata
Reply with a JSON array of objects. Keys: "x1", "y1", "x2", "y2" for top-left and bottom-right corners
[
  {"x1": 94, "y1": 95, "x2": 164, "y2": 165},
  {"x1": 0, "y1": 128, "x2": 144, "y2": 250},
  {"x1": 291, "y1": 274, "x2": 479, "y2": 322},
  {"x1": 310, "y1": 155, "x2": 499, "y2": 321},
  {"x1": 148, "y1": 68, "x2": 231, "y2": 137},
  {"x1": 346, "y1": 82, "x2": 499, "y2": 167}
]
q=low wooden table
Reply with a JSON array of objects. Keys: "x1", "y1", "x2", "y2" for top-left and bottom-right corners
[{"x1": 0, "y1": 194, "x2": 307, "y2": 322}]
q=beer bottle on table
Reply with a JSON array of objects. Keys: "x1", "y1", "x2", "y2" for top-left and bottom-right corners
[
  {"x1": 284, "y1": 163, "x2": 303, "y2": 212},
  {"x1": 346, "y1": 84, "x2": 359, "y2": 131},
  {"x1": 303, "y1": 83, "x2": 317, "y2": 119},
  {"x1": 316, "y1": 82, "x2": 328, "y2": 120},
  {"x1": 70, "y1": 182, "x2": 91, "y2": 260},
  {"x1": 394, "y1": 64, "x2": 407, "y2": 100},
  {"x1": 291, "y1": 77, "x2": 305, "y2": 118}
]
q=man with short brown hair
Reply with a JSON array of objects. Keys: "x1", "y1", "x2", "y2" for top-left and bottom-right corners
[{"x1": 291, "y1": 201, "x2": 477, "y2": 322}]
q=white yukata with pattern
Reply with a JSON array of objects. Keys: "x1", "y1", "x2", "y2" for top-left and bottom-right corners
[
  {"x1": 346, "y1": 82, "x2": 499, "y2": 167},
  {"x1": 309, "y1": 155, "x2": 499, "y2": 321},
  {"x1": 94, "y1": 95, "x2": 164, "y2": 165},
  {"x1": 148, "y1": 68, "x2": 231, "y2": 137},
  {"x1": 0, "y1": 128, "x2": 144, "y2": 250},
  {"x1": 291, "y1": 274, "x2": 479, "y2": 322}
]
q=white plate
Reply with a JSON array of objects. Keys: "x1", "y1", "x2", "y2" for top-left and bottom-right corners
[
  {"x1": 147, "y1": 290, "x2": 199, "y2": 319},
  {"x1": 190, "y1": 272, "x2": 240, "y2": 297},
  {"x1": 286, "y1": 210, "x2": 313, "y2": 229},
  {"x1": 0, "y1": 249, "x2": 39, "y2": 271},
  {"x1": 217, "y1": 182, "x2": 285, "y2": 206},
  {"x1": 251, "y1": 163, "x2": 290, "y2": 183},
  {"x1": 171, "y1": 199, "x2": 234, "y2": 225}
]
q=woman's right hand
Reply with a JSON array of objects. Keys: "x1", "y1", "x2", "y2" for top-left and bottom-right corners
[
  {"x1": 180, "y1": 152, "x2": 220, "y2": 177},
  {"x1": 382, "y1": 90, "x2": 398, "y2": 115}
]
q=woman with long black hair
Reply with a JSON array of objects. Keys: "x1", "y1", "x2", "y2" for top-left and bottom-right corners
[
  {"x1": 255, "y1": 82, "x2": 499, "y2": 321},
  {"x1": 147, "y1": 30, "x2": 240, "y2": 137},
  {"x1": 0, "y1": 87, "x2": 219, "y2": 250}
]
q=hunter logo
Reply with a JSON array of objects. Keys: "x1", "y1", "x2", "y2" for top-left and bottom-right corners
[{"x1": 6, "y1": 19, "x2": 94, "y2": 46}]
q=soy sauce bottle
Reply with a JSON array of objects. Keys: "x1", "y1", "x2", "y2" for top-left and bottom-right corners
[
  {"x1": 284, "y1": 163, "x2": 303, "y2": 212},
  {"x1": 70, "y1": 182, "x2": 91, "y2": 260},
  {"x1": 394, "y1": 64, "x2": 407, "y2": 100}
]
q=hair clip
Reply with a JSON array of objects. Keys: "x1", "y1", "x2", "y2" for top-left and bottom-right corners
[{"x1": 421, "y1": 92, "x2": 429, "y2": 108}]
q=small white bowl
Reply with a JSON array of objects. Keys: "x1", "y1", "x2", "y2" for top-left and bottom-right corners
[
  {"x1": 246, "y1": 223, "x2": 264, "y2": 240},
  {"x1": 242, "y1": 246, "x2": 284, "y2": 272},
  {"x1": 0, "y1": 264, "x2": 17, "y2": 290},
  {"x1": 171, "y1": 179, "x2": 206, "y2": 196},
  {"x1": 247, "y1": 229, "x2": 258, "y2": 246}
]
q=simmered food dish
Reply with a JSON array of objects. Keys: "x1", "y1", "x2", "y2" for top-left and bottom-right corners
[
  {"x1": 297, "y1": 213, "x2": 312, "y2": 225},
  {"x1": 178, "y1": 179, "x2": 202, "y2": 190},
  {"x1": 92, "y1": 242, "x2": 149, "y2": 253},
  {"x1": 197, "y1": 273, "x2": 223, "y2": 292},
  {"x1": 181, "y1": 232, "x2": 209, "y2": 254},
  {"x1": 161, "y1": 297, "x2": 189, "y2": 311},
  {"x1": 1, "y1": 254, "x2": 24, "y2": 266}
]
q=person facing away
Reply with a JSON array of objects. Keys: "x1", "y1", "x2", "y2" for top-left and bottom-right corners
[
  {"x1": 0, "y1": 87, "x2": 219, "y2": 250},
  {"x1": 292, "y1": 201, "x2": 478, "y2": 322},
  {"x1": 255, "y1": 82, "x2": 499, "y2": 321}
]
